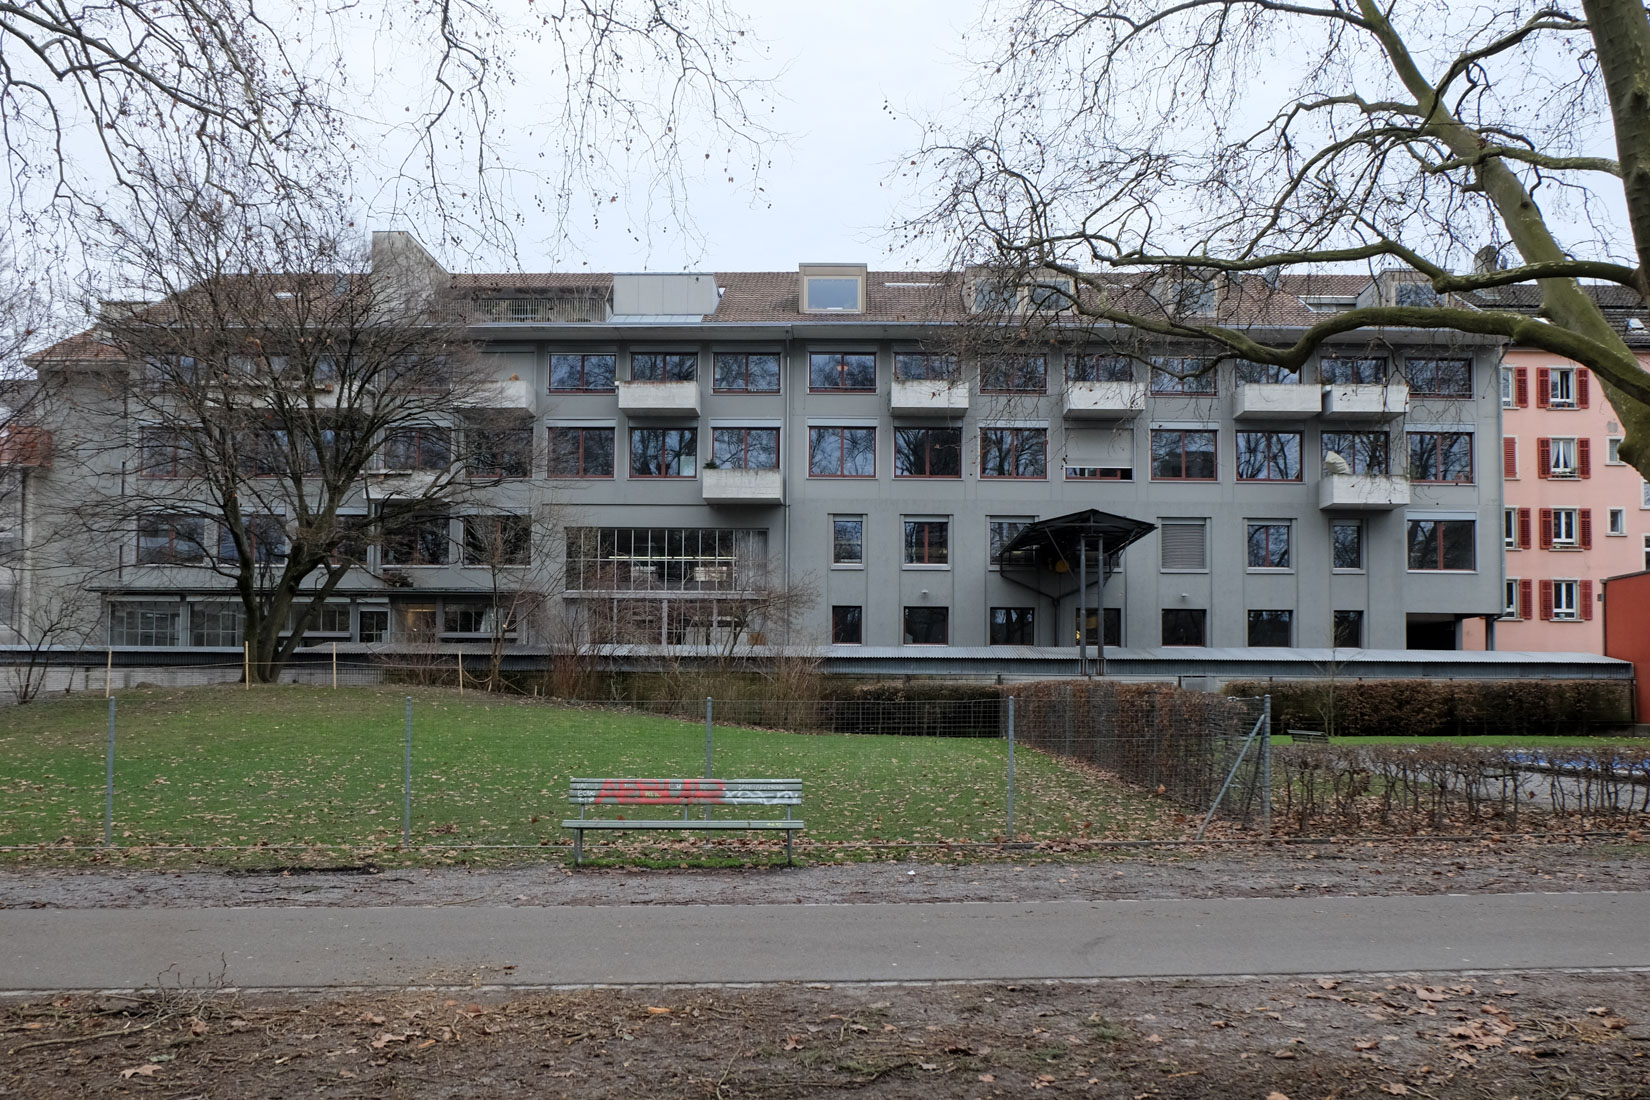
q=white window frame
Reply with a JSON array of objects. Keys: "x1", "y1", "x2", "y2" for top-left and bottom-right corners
[
  {"x1": 1552, "y1": 508, "x2": 1579, "y2": 547},
  {"x1": 1610, "y1": 508, "x2": 1628, "y2": 537},
  {"x1": 1607, "y1": 437, "x2": 1625, "y2": 465},
  {"x1": 1503, "y1": 578, "x2": 1520, "y2": 619},
  {"x1": 831, "y1": 515, "x2": 865, "y2": 569},
  {"x1": 1500, "y1": 367, "x2": 1517, "y2": 409},
  {"x1": 901, "y1": 515, "x2": 951, "y2": 570},
  {"x1": 1552, "y1": 579, "x2": 1580, "y2": 620},
  {"x1": 1549, "y1": 437, "x2": 1578, "y2": 478},
  {"x1": 1549, "y1": 366, "x2": 1577, "y2": 408},
  {"x1": 1503, "y1": 508, "x2": 1518, "y2": 549}
]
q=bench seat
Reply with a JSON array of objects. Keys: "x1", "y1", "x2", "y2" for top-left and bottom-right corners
[{"x1": 564, "y1": 777, "x2": 803, "y2": 865}]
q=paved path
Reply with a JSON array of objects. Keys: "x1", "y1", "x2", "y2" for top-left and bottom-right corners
[{"x1": 4, "y1": 892, "x2": 1647, "y2": 990}]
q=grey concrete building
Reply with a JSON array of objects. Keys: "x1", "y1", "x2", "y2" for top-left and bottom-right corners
[{"x1": 10, "y1": 233, "x2": 1509, "y2": 662}]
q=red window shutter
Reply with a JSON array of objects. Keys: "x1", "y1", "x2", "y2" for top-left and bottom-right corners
[
  {"x1": 1539, "y1": 580, "x2": 1555, "y2": 621},
  {"x1": 1580, "y1": 509, "x2": 1593, "y2": 549},
  {"x1": 1539, "y1": 508, "x2": 1554, "y2": 549},
  {"x1": 1536, "y1": 437, "x2": 1552, "y2": 478},
  {"x1": 1578, "y1": 369, "x2": 1591, "y2": 408},
  {"x1": 1578, "y1": 437, "x2": 1592, "y2": 478},
  {"x1": 1581, "y1": 579, "x2": 1595, "y2": 620},
  {"x1": 1518, "y1": 508, "x2": 1532, "y2": 549},
  {"x1": 1519, "y1": 578, "x2": 1534, "y2": 620},
  {"x1": 1516, "y1": 367, "x2": 1529, "y2": 407},
  {"x1": 1536, "y1": 367, "x2": 1550, "y2": 408},
  {"x1": 1503, "y1": 438, "x2": 1518, "y2": 478}
]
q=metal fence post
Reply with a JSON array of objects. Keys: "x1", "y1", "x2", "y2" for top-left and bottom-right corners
[
  {"x1": 704, "y1": 696, "x2": 714, "y2": 821},
  {"x1": 1261, "y1": 694, "x2": 1273, "y2": 836},
  {"x1": 403, "y1": 696, "x2": 413, "y2": 847},
  {"x1": 104, "y1": 696, "x2": 116, "y2": 847},
  {"x1": 1006, "y1": 695, "x2": 1016, "y2": 842}
]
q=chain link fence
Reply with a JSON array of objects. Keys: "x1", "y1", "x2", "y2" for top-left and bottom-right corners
[{"x1": 0, "y1": 680, "x2": 1274, "y2": 855}]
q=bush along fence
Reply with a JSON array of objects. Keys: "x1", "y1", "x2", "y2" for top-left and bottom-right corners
[
  {"x1": 1273, "y1": 743, "x2": 1650, "y2": 835},
  {"x1": 1227, "y1": 678, "x2": 1635, "y2": 739}
]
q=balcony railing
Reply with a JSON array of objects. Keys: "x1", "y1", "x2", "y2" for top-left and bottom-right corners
[
  {"x1": 1321, "y1": 383, "x2": 1409, "y2": 420},
  {"x1": 1063, "y1": 381, "x2": 1146, "y2": 419},
  {"x1": 473, "y1": 295, "x2": 610, "y2": 324},
  {"x1": 702, "y1": 467, "x2": 784, "y2": 505},
  {"x1": 890, "y1": 379, "x2": 969, "y2": 417},
  {"x1": 1319, "y1": 472, "x2": 1411, "y2": 510},
  {"x1": 1233, "y1": 383, "x2": 1321, "y2": 419},
  {"x1": 617, "y1": 380, "x2": 701, "y2": 417}
]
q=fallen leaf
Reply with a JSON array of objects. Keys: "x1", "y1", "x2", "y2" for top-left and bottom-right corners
[
  {"x1": 360, "y1": 1012, "x2": 386, "y2": 1025},
  {"x1": 1317, "y1": 979, "x2": 1341, "y2": 990},
  {"x1": 1587, "y1": 1006, "x2": 1610, "y2": 1016},
  {"x1": 919, "y1": 1062, "x2": 939, "y2": 1071},
  {"x1": 1273, "y1": 1049, "x2": 1297, "y2": 1060},
  {"x1": 1144, "y1": 1033, "x2": 1162, "y2": 1043},
  {"x1": 783, "y1": 1036, "x2": 802, "y2": 1051},
  {"x1": 370, "y1": 1032, "x2": 409, "y2": 1049},
  {"x1": 1356, "y1": 1039, "x2": 1380, "y2": 1051},
  {"x1": 1381, "y1": 1085, "x2": 1410, "y2": 1096},
  {"x1": 1267, "y1": 1093, "x2": 1291, "y2": 1100},
  {"x1": 120, "y1": 1065, "x2": 161, "y2": 1080},
  {"x1": 978, "y1": 1073, "x2": 996, "y2": 1083}
]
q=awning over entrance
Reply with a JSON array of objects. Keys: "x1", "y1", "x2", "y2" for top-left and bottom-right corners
[{"x1": 998, "y1": 508, "x2": 1156, "y2": 600}]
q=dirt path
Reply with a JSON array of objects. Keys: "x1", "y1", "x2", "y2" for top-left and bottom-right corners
[{"x1": 1, "y1": 836, "x2": 1646, "y2": 910}]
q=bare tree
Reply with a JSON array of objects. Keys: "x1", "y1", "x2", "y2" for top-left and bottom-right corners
[
  {"x1": 905, "y1": 0, "x2": 1650, "y2": 475},
  {"x1": 36, "y1": 166, "x2": 513, "y2": 683}
]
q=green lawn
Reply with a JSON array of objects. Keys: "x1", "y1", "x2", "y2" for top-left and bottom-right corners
[{"x1": 0, "y1": 685, "x2": 1172, "y2": 860}]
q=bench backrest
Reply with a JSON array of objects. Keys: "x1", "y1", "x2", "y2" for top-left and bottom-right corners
[{"x1": 569, "y1": 778, "x2": 802, "y2": 807}]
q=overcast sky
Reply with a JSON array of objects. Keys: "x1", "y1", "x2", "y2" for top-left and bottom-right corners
[{"x1": 426, "y1": 0, "x2": 984, "y2": 276}]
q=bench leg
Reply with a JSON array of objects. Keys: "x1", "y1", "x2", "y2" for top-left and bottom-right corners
[
  {"x1": 785, "y1": 829, "x2": 793, "y2": 867},
  {"x1": 573, "y1": 828, "x2": 583, "y2": 867}
]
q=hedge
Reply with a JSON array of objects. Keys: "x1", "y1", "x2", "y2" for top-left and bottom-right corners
[{"x1": 1225, "y1": 678, "x2": 1635, "y2": 738}]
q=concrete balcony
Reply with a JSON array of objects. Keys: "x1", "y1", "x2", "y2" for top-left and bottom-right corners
[
  {"x1": 1062, "y1": 381, "x2": 1146, "y2": 419},
  {"x1": 1321, "y1": 383, "x2": 1409, "y2": 420},
  {"x1": 890, "y1": 379, "x2": 969, "y2": 417},
  {"x1": 617, "y1": 380, "x2": 700, "y2": 417},
  {"x1": 1233, "y1": 383, "x2": 1321, "y2": 419},
  {"x1": 457, "y1": 378, "x2": 535, "y2": 411},
  {"x1": 1319, "y1": 473, "x2": 1411, "y2": 510},
  {"x1": 702, "y1": 467, "x2": 784, "y2": 505}
]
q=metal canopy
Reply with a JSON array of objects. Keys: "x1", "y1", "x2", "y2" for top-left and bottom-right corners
[{"x1": 997, "y1": 508, "x2": 1156, "y2": 600}]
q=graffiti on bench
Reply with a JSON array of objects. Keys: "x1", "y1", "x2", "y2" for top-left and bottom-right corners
[{"x1": 594, "y1": 778, "x2": 729, "y2": 804}]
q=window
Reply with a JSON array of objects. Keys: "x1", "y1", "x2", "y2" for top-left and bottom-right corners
[
  {"x1": 989, "y1": 518, "x2": 1032, "y2": 565},
  {"x1": 1074, "y1": 607, "x2": 1123, "y2": 648},
  {"x1": 1151, "y1": 430, "x2": 1217, "y2": 480},
  {"x1": 1608, "y1": 437, "x2": 1625, "y2": 465},
  {"x1": 1332, "y1": 521, "x2": 1363, "y2": 570},
  {"x1": 1162, "y1": 608, "x2": 1207, "y2": 646},
  {"x1": 1550, "y1": 507, "x2": 1581, "y2": 547},
  {"x1": 903, "y1": 606, "x2": 949, "y2": 644},
  {"x1": 137, "y1": 515, "x2": 206, "y2": 564},
  {"x1": 1407, "y1": 357, "x2": 1471, "y2": 397},
  {"x1": 972, "y1": 279, "x2": 1018, "y2": 313},
  {"x1": 463, "y1": 515, "x2": 531, "y2": 565},
  {"x1": 1247, "y1": 610, "x2": 1293, "y2": 647},
  {"x1": 980, "y1": 354, "x2": 1047, "y2": 393},
  {"x1": 808, "y1": 426, "x2": 876, "y2": 477},
  {"x1": 1332, "y1": 609, "x2": 1364, "y2": 648},
  {"x1": 1065, "y1": 466, "x2": 1133, "y2": 481},
  {"x1": 383, "y1": 515, "x2": 450, "y2": 566},
  {"x1": 218, "y1": 515, "x2": 288, "y2": 565},
  {"x1": 989, "y1": 607, "x2": 1036, "y2": 645},
  {"x1": 1551, "y1": 579, "x2": 1580, "y2": 620},
  {"x1": 1503, "y1": 580, "x2": 1521, "y2": 619},
  {"x1": 1610, "y1": 508, "x2": 1627, "y2": 536},
  {"x1": 809, "y1": 351, "x2": 876, "y2": 392},
  {"x1": 565, "y1": 528, "x2": 767, "y2": 593},
  {"x1": 831, "y1": 605, "x2": 864, "y2": 644},
  {"x1": 893, "y1": 427, "x2": 962, "y2": 478},
  {"x1": 1539, "y1": 436, "x2": 1589, "y2": 479},
  {"x1": 903, "y1": 519, "x2": 949, "y2": 566},
  {"x1": 1501, "y1": 367, "x2": 1517, "y2": 408},
  {"x1": 466, "y1": 421, "x2": 533, "y2": 479},
  {"x1": 1235, "y1": 431, "x2": 1302, "y2": 481},
  {"x1": 1247, "y1": 522, "x2": 1291, "y2": 569},
  {"x1": 137, "y1": 428, "x2": 195, "y2": 478},
  {"x1": 358, "y1": 608, "x2": 390, "y2": 643},
  {"x1": 1504, "y1": 508, "x2": 1519, "y2": 549},
  {"x1": 1149, "y1": 357, "x2": 1215, "y2": 395},
  {"x1": 1407, "y1": 519, "x2": 1476, "y2": 571},
  {"x1": 295, "y1": 603, "x2": 351, "y2": 636},
  {"x1": 631, "y1": 352, "x2": 697, "y2": 382},
  {"x1": 1160, "y1": 519, "x2": 1208, "y2": 571},
  {"x1": 190, "y1": 602, "x2": 244, "y2": 647},
  {"x1": 1067, "y1": 354, "x2": 1134, "y2": 383},
  {"x1": 549, "y1": 353, "x2": 616, "y2": 392},
  {"x1": 1408, "y1": 432, "x2": 1474, "y2": 483},
  {"x1": 1321, "y1": 432, "x2": 1390, "y2": 475},
  {"x1": 713, "y1": 352, "x2": 780, "y2": 393},
  {"x1": 832, "y1": 518, "x2": 864, "y2": 565},
  {"x1": 109, "y1": 602, "x2": 181, "y2": 647},
  {"x1": 1645, "y1": 534, "x2": 1650, "y2": 571},
  {"x1": 1234, "y1": 360, "x2": 1298, "y2": 384},
  {"x1": 1028, "y1": 278, "x2": 1074, "y2": 310},
  {"x1": 382, "y1": 426, "x2": 451, "y2": 471},
  {"x1": 1544, "y1": 366, "x2": 1579, "y2": 408},
  {"x1": 547, "y1": 426, "x2": 615, "y2": 477},
  {"x1": 980, "y1": 427, "x2": 1048, "y2": 478},
  {"x1": 894, "y1": 353, "x2": 958, "y2": 381},
  {"x1": 1320, "y1": 356, "x2": 1386, "y2": 384},
  {"x1": 804, "y1": 276, "x2": 863, "y2": 312},
  {"x1": 710, "y1": 428, "x2": 779, "y2": 470},
  {"x1": 630, "y1": 427, "x2": 697, "y2": 478}
]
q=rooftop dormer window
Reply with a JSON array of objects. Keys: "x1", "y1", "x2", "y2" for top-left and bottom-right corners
[{"x1": 799, "y1": 264, "x2": 867, "y2": 313}]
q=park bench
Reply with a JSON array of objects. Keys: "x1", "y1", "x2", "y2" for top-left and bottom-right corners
[
  {"x1": 1287, "y1": 729, "x2": 1330, "y2": 744},
  {"x1": 562, "y1": 777, "x2": 804, "y2": 866}
]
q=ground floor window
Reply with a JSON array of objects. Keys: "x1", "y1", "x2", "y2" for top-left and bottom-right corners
[
  {"x1": 1333, "y1": 609, "x2": 1364, "y2": 648},
  {"x1": 903, "y1": 606, "x2": 949, "y2": 645},
  {"x1": 190, "y1": 602, "x2": 244, "y2": 647},
  {"x1": 989, "y1": 606, "x2": 1035, "y2": 645},
  {"x1": 1162, "y1": 608, "x2": 1206, "y2": 646},
  {"x1": 109, "y1": 602, "x2": 182, "y2": 647},
  {"x1": 831, "y1": 605, "x2": 863, "y2": 645},
  {"x1": 1247, "y1": 609, "x2": 1292, "y2": 647}
]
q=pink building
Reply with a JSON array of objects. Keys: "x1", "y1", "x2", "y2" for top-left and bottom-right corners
[{"x1": 1476, "y1": 344, "x2": 1650, "y2": 651}]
